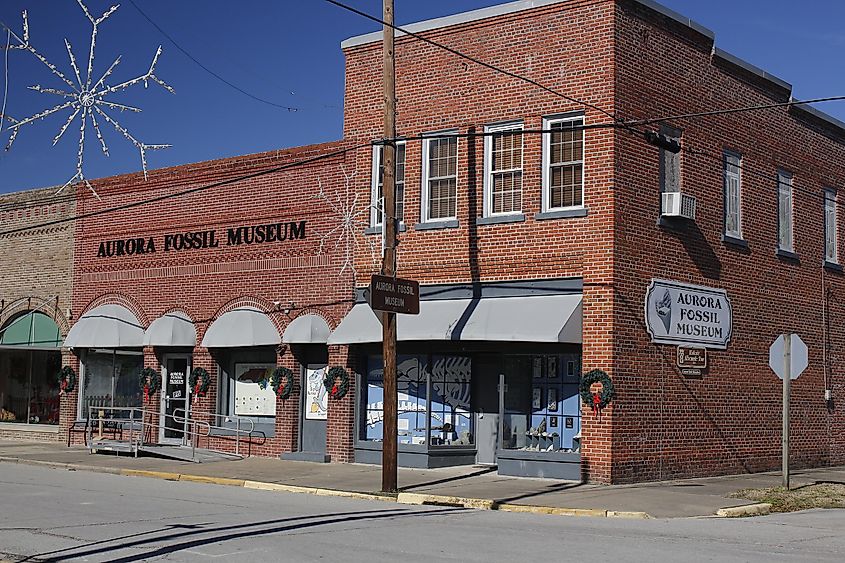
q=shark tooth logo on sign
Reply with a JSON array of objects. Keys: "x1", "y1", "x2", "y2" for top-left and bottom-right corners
[{"x1": 644, "y1": 279, "x2": 732, "y2": 349}]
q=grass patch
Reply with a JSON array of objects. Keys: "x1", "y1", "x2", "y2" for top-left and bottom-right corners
[{"x1": 729, "y1": 483, "x2": 845, "y2": 513}]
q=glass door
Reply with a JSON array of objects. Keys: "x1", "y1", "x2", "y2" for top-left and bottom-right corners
[{"x1": 159, "y1": 355, "x2": 190, "y2": 444}]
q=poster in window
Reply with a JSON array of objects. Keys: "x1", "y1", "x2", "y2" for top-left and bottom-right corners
[
  {"x1": 532, "y1": 356, "x2": 543, "y2": 379},
  {"x1": 234, "y1": 363, "x2": 275, "y2": 416},
  {"x1": 547, "y1": 356, "x2": 558, "y2": 379},
  {"x1": 547, "y1": 388, "x2": 558, "y2": 412},
  {"x1": 532, "y1": 387, "x2": 542, "y2": 410},
  {"x1": 305, "y1": 365, "x2": 328, "y2": 421}
]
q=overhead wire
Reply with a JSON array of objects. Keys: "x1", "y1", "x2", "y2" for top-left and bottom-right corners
[
  {"x1": 0, "y1": 143, "x2": 367, "y2": 237},
  {"x1": 125, "y1": 0, "x2": 301, "y2": 112}
]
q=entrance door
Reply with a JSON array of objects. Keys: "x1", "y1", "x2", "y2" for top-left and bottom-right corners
[
  {"x1": 475, "y1": 358, "x2": 502, "y2": 465},
  {"x1": 159, "y1": 356, "x2": 190, "y2": 444},
  {"x1": 300, "y1": 364, "x2": 328, "y2": 455}
]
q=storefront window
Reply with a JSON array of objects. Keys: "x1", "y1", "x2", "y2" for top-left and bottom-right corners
[
  {"x1": 79, "y1": 349, "x2": 143, "y2": 417},
  {"x1": 0, "y1": 312, "x2": 62, "y2": 425},
  {"x1": 502, "y1": 353, "x2": 581, "y2": 453},
  {"x1": 361, "y1": 354, "x2": 473, "y2": 447}
]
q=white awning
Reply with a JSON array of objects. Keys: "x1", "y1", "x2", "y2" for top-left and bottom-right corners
[
  {"x1": 327, "y1": 294, "x2": 582, "y2": 344},
  {"x1": 64, "y1": 304, "x2": 145, "y2": 348},
  {"x1": 282, "y1": 314, "x2": 331, "y2": 344},
  {"x1": 143, "y1": 311, "x2": 197, "y2": 347},
  {"x1": 200, "y1": 307, "x2": 280, "y2": 348}
]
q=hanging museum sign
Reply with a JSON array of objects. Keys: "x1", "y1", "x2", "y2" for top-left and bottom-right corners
[
  {"x1": 96, "y1": 220, "x2": 307, "y2": 258},
  {"x1": 645, "y1": 279, "x2": 732, "y2": 349}
]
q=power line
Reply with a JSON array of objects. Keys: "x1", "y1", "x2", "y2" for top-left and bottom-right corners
[
  {"x1": 126, "y1": 0, "x2": 300, "y2": 113},
  {"x1": 323, "y1": 0, "x2": 619, "y2": 124},
  {"x1": 625, "y1": 96, "x2": 845, "y2": 127},
  {"x1": 0, "y1": 143, "x2": 365, "y2": 237}
]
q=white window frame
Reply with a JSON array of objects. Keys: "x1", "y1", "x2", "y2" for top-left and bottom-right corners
[
  {"x1": 421, "y1": 131, "x2": 459, "y2": 223},
  {"x1": 370, "y1": 141, "x2": 406, "y2": 227},
  {"x1": 723, "y1": 150, "x2": 743, "y2": 239},
  {"x1": 483, "y1": 122, "x2": 524, "y2": 217},
  {"x1": 777, "y1": 169, "x2": 794, "y2": 252},
  {"x1": 825, "y1": 188, "x2": 838, "y2": 264},
  {"x1": 542, "y1": 114, "x2": 586, "y2": 212}
]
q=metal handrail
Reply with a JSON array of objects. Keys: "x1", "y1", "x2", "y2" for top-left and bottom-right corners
[{"x1": 86, "y1": 406, "x2": 259, "y2": 460}]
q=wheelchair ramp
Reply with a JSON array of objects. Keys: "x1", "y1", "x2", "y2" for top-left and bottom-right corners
[{"x1": 138, "y1": 444, "x2": 243, "y2": 463}]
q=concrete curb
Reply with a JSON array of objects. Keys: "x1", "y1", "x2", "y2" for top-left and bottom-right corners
[
  {"x1": 715, "y1": 503, "x2": 772, "y2": 518},
  {"x1": 0, "y1": 458, "x2": 650, "y2": 519}
]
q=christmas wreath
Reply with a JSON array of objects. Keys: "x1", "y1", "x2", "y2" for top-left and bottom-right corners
[
  {"x1": 57, "y1": 366, "x2": 76, "y2": 395},
  {"x1": 323, "y1": 366, "x2": 350, "y2": 400},
  {"x1": 189, "y1": 367, "x2": 211, "y2": 399},
  {"x1": 271, "y1": 367, "x2": 295, "y2": 400},
  {"x1": 139, "y1": 367, "x2": 161, "y2": 403},
  {"x1": 580, "y1": 369, "x2": 615, "y2": 417}
]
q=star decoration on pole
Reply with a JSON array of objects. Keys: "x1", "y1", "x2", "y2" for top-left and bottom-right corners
[
  {"x1": 313, "y1": 167, "x2": 380, "y2": 278},
  {"x1": 0, "y1": 1, "x2": 174, "y2": 197}
]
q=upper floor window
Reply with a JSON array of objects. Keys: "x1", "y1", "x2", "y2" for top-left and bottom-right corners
[
  {"x1": 370, "y1": 142, "x2": 406, "y2": 227},
  {"x1": 421, "y1": 134, "x2": 458, "y2": 222},
  {"x1": 484, "y1": 123, "x2": 524, "y2": 216},
  {"x1": 542, "y1": 115, "x2": 584, "y2": 211},
  {"x1": 777, "y1": 170, "x2": 794, "y2": 252},
  {"x1": 825, "y1": 189, "x2": 838, "y2": 264},
  {"x1": 659, "y1": 125, "x2": 682, "y2": 194},
  {"x1": 723, "y1": 151, "x2": 743, "y2": 239}
]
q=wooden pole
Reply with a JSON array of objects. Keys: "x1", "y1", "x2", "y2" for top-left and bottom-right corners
[{"x1": 381, "y1": 0, "x2": 398, "y2": 493}]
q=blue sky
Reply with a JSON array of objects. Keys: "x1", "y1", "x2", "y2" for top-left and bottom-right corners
[{"x1": 0, "y1": 0, "x2": 843, "y2": 193}]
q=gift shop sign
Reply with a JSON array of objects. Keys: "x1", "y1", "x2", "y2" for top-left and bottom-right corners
[{"x1": 645, "y1": 279, "x2": 732, "y2": 349}]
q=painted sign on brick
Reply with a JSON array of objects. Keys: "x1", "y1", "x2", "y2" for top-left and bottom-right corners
[{"x1": 645, "y1": 279, "x2": 732, "y2": 349}]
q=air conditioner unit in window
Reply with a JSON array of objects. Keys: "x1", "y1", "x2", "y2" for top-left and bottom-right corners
[{"x1": 661, "y1": 192, "x2": 697, "y2": 220}]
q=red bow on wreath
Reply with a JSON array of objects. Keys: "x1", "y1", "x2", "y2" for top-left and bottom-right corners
[
  {"x1": 331, "y1": 383, "x2": 339, "y2": 397},
  {"x1": 194, "y1": 382, "x2": 204, "y2": 400},
  {"x1": 59, "y1": 379, "x2": 68, "y2": 395},
  {"x1": 592, "y1": 392, "x2": 602, "y2": 421},
  {"x1": 144, "y1": 384, "x2": 150, "y2": 403}
]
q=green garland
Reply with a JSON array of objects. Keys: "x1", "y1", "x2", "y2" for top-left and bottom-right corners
[
  {"x1": 139, "y1": 367, "x2": 161, "y2": 402},
  {"x1": 323, "y1": 366, "x2": 350, "y2": 400},
  {"x1": 580, "y1": 369, "x2": 615, "y2": 410},
  {"x1": 189, "y1": 367, "x2": 211, "y2": 398},
  {"x1": 57, "y1": 366, "x2": 76, "y2": 394},
  {"x1": 271, "y1": 367, "x2": 295, "y2": 400}
]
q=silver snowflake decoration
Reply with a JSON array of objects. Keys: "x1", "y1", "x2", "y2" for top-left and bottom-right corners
[
  {"x1": 1, "y1": 1, "x2": 174, "y2": 196},
  {"x1": 313, "y1": 167, "x2": 380, "y2": 278}
]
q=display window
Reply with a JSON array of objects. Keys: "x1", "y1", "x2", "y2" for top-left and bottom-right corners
[{"x1": 78, "y1": 349, "x2": 143, "y2": 418}]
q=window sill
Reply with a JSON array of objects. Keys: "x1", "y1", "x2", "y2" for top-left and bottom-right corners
[
  {"x1": 364, "y1": 223, "x2": 407, "y2": 236},
  {"x1": 414, "y1": 220, "x2": 459, "y2": 231},
  {"x1": 824, "y1": 260, "x2": 843, "y2": 273},
  {"x1": 0, "y1": 422, "x2": 60, "y2": 433},
  {"x1": 476, "y1": 213, "x2": 525, "y2": 225},
  {"x1": 776, "y1": 248, "x2": 800, "y2": 262},
  {"x1": 535, "y1": 208, "x2": 588, "y2": 220},
  {"x1": 721, "y1": 234, "x2": 749, "y2": 249}
]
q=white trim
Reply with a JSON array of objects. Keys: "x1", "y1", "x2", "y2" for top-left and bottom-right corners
[
  {"x1": 541, "y1": 114, "x2": 586, "y2": 213},
  {"x1": 723, "y1": 150, "x2": 743, "y2": 240},
  {"x1": 483, "y1": 121, "x2": 524, "y2": 217},
  {"x1": 371, "y1": 141, "x2": 406, "y2": 227},
  {"x1": 777, "y1": 169, "x2": 794, "y2": 252},
  {"x1": 421, "y1": 131, "x2": 459, "y2": 223},
  {"x1": 825, "y1": 188, "x2": 838, "y2": 264}
]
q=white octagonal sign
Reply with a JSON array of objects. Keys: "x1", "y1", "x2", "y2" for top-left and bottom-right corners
[{"x1": 769, "y1": 334, "x2": 808, "y2": 380}]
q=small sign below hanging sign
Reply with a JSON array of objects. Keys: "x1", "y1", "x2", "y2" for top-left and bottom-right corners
[{"x1": 677, "y1": 346, "x2": 707, "y2": 369}]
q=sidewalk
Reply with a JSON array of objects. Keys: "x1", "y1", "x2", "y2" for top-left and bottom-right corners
[{"x1": 2, "y1": 440, "x2": 843, "y2": 519}]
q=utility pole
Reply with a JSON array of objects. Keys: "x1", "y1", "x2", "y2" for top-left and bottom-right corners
[{"x1": 381, "y1": 0, "x2": 398, "y2": 493}]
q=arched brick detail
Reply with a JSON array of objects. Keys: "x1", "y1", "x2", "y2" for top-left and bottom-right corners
[
  {"x1": 83, "y1": 293, "x2": 149, "y2": 326},
  {"x1": 285, "y1": 307, "x2": 339, "y2": 332},
  {"x1": 0, "y1": 295, "x2": 71, "y2": 336},
  {"x1": 204, "y1": 296, "x2": 283, "y2": 341}
]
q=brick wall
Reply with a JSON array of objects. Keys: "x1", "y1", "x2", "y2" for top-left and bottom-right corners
[
  {"x1": 70, "y1": 142, "x2": 357, "y2": 458},
  {"x1": 0, "y1": 187, "x2": 74, "y2": 442}
]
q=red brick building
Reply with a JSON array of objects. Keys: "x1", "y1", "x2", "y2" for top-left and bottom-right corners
[{"x1": 10, "y1": 0, "x2": 844, "y2": 484}]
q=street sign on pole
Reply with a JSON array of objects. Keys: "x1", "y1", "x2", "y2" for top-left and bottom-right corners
[
  {"x1": 769, "y1": 333, "x2": 808, "y2": 489},
  {"x1": 370, "y1": 274, "x2": 420, "y2": 315}
]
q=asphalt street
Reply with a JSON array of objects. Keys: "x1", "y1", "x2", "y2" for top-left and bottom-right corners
[{"x1": 1, "y1": 464, "x2": 844, "y2": 562}]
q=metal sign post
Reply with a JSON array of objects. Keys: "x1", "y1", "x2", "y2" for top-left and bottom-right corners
[{"x1": 768, "y1": 333, "x2": 808, "y2": 490}]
